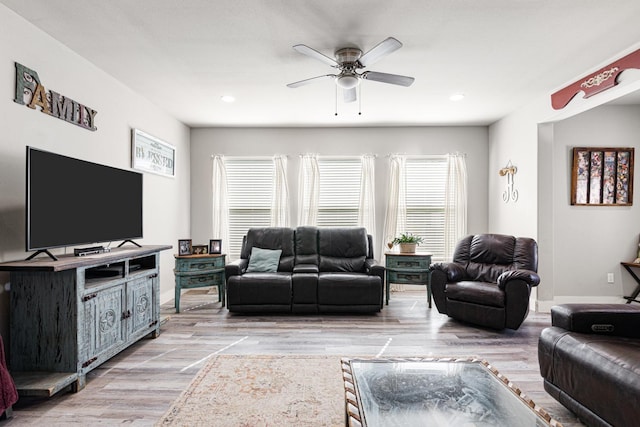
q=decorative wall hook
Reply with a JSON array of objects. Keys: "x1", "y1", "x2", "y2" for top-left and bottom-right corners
[{"x1": 499, "y1": 160, "x2": 518, "y2": 203}]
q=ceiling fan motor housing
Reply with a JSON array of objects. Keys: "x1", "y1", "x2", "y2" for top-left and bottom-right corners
[{"x1": 335, "y1": 47, "x2": 362, "y2": 67}]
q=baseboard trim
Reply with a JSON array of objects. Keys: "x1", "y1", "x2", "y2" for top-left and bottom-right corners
[{"x1": 536, "y1": 296, "x2": 627, "y2": 313}]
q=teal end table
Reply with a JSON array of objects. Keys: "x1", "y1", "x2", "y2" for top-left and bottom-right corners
[
  {"x1": 174, "y1": 253, "x2": 226, "y2": 313},
  {"x1": 384, "y1": 251, "x2": 432, "y2": 307}
]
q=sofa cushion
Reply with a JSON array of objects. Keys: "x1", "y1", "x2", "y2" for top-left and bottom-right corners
[
  {"x1": 246, "y1": 247, "x2": 282, "y2": 273},
  {"x1": 452, "y1": 234, "x2": 538, "y2": 282},
  {"x1": 318, "y1": 227, "x2": 368, "y2": 272},
  {"x1": 242, "y1": 227, "x2": 295, "y2": 272},
  {"x1": 295, "y1": 226, "x2": 319, "y2": 265},
  {"x1": 318, "y1": 273, "x2": 382, "y2": 306},
  {"x1": 227, "y1": 273, "x2": 292, "y2": 305},
  {"x1": 445, "y1": 281, "x2": 505, "y2": 307}
]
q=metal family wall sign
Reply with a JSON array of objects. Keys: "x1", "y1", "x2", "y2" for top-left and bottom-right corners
[
  {"x1": 132, "y1": 129, "x2": 176, "y2": 178},
  {"x1": 571, "y1": 147, "x2": 634, "y2": 206},
  {"x1": 14, "y1": 62, "x2": 98, "y2": 131}
]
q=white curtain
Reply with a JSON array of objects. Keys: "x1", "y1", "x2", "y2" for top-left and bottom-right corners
[
  {"x1": 297, "y1": 154, "x2": 319, "y2": 226},
  {"x1": 271, "y1": 155, "x2": 289, "y2": 227},
  {"x1": 211, "y1": 155, "x2": 229, "y2": 254},
  {"x1": 381, "y1": 154, "x2": 407, "y2": 262},
  {"x1": 358, "y1": 154, "x2": 376, "y2": 249},
  {"x1": 444, "y1": 153, "x2": 468, "y2": 260}
]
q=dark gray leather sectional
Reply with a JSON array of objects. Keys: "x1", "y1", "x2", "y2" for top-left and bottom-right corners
[
  {"x1": 538, "y1": 304, "x2": 640, "y2": 427},
  {"x1": 225, "y1": 226, "x2": 384, "y2": 313}
]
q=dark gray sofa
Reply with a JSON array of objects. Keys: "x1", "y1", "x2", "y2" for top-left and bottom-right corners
[
  {"x1": 538, "y1": 304, "x2": 640, "y2": 427},
  {"x1": 225, "y1": 226, "x2": 384, "y2": 313}
]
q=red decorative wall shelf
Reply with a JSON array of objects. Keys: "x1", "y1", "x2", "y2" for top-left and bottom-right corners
[{"x1": 551, "y1": 49, "x2": 640, "y2": 110}]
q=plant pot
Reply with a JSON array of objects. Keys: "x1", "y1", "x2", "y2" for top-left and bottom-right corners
[{"x1": 399, "y1": 243, "x2": 417, "y2": 253}]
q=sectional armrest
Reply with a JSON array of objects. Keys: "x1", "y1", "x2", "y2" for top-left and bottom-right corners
[
  {"x1": 225, "y1": 259, "x2": 248, "y2": 277},
  {"x1": 497, "y1": 269, "x2": 540, "y2": 289},
  {"x1": 551, "y1": 303, "x2": 640, "y2": 338},
  {"x1": 430, "y1": 262, "x2": 466, "y2": 282}
]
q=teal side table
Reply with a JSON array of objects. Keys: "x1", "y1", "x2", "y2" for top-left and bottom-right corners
[
  {"x1": 174, "y1": 253, "x2": 226, "y2": 313},
  {"x1": 384, "y1": 252, "x2": 432, "y2": 307}
]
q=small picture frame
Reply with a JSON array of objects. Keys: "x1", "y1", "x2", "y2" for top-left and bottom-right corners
[
  {"x1": 209, "y1": 239, "x2": 222, "y2": 254},
  {"x1": 192, "y1": 245, "x2": 208, "y2": 255},
  {"x1": 178, "y1": 239, "x2": 192, "y2": 256}
]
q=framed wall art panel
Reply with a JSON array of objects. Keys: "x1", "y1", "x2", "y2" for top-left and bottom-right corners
[{"x1": 571, "y1": 147, "x2": 634, "y2": 206}]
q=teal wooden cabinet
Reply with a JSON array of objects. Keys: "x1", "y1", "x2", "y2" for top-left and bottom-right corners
[
  {"x1": 384, "y1": 252, "x2": 432, "y2": 307},
  {"x1": 174, "y1": 254, "x2": 226, "y2": 313},
  {"x1": 0, "y1": 245, "x2": 171, "y2": 397}
]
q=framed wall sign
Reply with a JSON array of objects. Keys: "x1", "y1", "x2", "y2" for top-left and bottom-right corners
[
  {"x1": 132, "y1": 128, "x2": 176, "y2": 177},
  {"x1": 571, "y1": 147, "x2": 634, "y2": 206}
]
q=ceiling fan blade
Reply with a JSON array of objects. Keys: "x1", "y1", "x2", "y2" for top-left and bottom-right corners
[
  {"x1": 287, "y1": 74, "x2": 336, "y2": 88},
  {"x1": 362, "y1": 71, "x2": 415, "y2": 87},
  {"x1": 293, "y1": 44, "x2": 339, "y2": 67},
  {"x1": 358, "y1": 37, "x2": 403, "y2": 67},
  {"x1": 343, "y1": 87, "x2": 357, "y2": 103}
]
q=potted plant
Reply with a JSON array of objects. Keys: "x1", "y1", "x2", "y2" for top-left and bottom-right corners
[{"x1": 392, "y1": 232, "x2": 424, "y2": 253}]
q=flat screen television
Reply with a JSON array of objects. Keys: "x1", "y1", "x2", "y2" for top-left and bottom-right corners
[{"x1": 26, "y1": 146, "x2": 143, "y2": 259}]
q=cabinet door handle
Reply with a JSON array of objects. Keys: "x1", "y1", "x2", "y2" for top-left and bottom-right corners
[
  {"x1": 82, "y1": 357, "x2": 98, "y2": 368},
  {"x1": 82, "y1": 293, "x2": 97, "y2": 302},
  {"x1": 122, "y1": 310, "x2": 131, "y2": 320}
]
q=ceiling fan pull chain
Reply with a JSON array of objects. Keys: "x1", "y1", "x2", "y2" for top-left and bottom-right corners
[
  {"x1": 359, "y1": 85, "x2": 362, "y2": 116},
  {"x1": 335, "y1": 84, "x2": 338, "y2": 116}
]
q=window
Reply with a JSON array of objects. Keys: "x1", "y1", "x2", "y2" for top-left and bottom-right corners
[
  {"x1": 225, "y1": 158, "x2": 273, "y2": 260},
  {"x1": 404, "y1": 157, "x2": 450, "y2": 262},
  {"x1": 316, "y1": 157, "x2": 361, "y2": 226}
]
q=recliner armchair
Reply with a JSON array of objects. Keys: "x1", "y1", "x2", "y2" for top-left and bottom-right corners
[{"x1": 430, "y1": 233, "x2": 539, "y2": 330}]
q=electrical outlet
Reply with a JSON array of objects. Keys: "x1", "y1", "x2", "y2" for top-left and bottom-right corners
[{"x1": 607, "y1": 273, "x2": 614, "y2": 283}]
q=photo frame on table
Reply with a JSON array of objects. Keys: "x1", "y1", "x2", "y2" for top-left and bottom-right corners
[
  {"x1": 178, "y1": 239, "x2": 192, "y2": 256},
  {"x1": 209, "y1": 239, "x2": 222, "y2": 254},
  {"x1": 571, "y1": 147, "x2": 634, "y2": 206},
  {"x1": 132, "y1": 128, "x2": 176, "y2": 178},
  {"x1": 192, "y1": 245, "x2": 208, "y2": 255}
]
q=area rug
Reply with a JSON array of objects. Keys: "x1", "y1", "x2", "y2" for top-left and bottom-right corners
[{"x1": 157, "y1": 355, "x2": 344, "y2": 427}]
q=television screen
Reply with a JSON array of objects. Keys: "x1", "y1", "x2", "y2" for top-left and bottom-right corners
[{"x1": 26, "y1": 146, "x2": 143, "y2": 251}]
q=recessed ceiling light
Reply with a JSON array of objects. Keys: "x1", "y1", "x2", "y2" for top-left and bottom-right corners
[
  {"x1": 450, "y1": 93, "x2": 465, "y2": 101},
  {"x1": 221, "y1": 95, "x2": 235, "y2": 103}
]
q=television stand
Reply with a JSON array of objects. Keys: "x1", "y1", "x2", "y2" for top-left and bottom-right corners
[
  {"x1": 0, "y1": 245, "x2": 172, "y2": 397},
  {"x1": 25, "y1": 249, "x2": 58, "y2": 261},
  {"x1": 117, "y1": 239, "x2": 141, "y2": 248}
]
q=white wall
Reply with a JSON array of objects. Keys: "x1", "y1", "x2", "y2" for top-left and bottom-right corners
[
  {"x1": 190, "y1": 126, "x2": 489, "y2": 258},
  {"x1": 543, "y1": 105, "x2": 640, "y2": 307},
  {"x1": 489, "y1": 43, "x2": 640, "y2": 310},
  {"x1": 0, "y1": 5, "x2": 190, "y2": 339}
]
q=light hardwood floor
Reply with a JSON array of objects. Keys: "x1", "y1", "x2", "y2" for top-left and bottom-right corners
[{"x1": 7, "y1": 288, "x2": 584, "y2": 426}]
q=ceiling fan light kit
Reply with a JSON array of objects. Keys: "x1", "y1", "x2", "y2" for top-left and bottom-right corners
[
  {"x1": 336, "y1": 74, "x2": 360, "y2": 89},
  {"x1": 287, "y1": 37, "x2": 415, "y2": 110}
]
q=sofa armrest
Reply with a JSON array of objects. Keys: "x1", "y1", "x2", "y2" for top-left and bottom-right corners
[
  {"x1": 497, "y1": 269, "x2": 540, "y2": 289},
  {"x1": 225, "y1": 259, "x2": 248, "y2": 278},
  {"x1": 364, "y1": 259, "x2": 385, "y2": 281},
  {"x1": 551, "y1": 304, "x2": 640, "y2": 338},
  {"x1": 430, "y1": 262, "x2": 465, "y2": 282}
]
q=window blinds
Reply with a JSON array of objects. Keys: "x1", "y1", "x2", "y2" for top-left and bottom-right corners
[{"x1": 225, "y1": 158, "x2": 274, "y2": 259}]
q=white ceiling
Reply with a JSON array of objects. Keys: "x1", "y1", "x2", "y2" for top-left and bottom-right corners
[{"x1": 3, "y1": 0, "x2": 640, "y2": 127}]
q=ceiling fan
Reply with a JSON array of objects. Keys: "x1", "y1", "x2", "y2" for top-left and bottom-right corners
[{"x1": 286, "y1": 37, "x2": 415, "y2": 103}]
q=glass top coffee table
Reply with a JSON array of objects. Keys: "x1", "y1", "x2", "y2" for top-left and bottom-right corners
[{"x1": 341, "y1": 357, "x2": 562, "y2": 427}]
